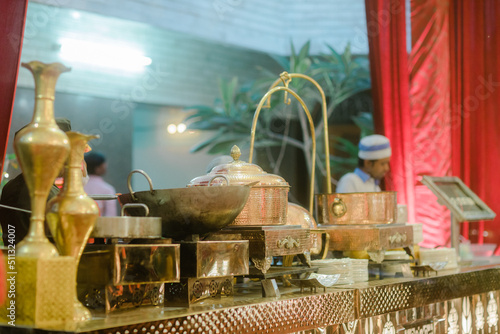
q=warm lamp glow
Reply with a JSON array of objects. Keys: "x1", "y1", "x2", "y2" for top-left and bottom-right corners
[
  {"x1": 177, "y1": 123, "x2": 186, "y2": 133},
  {"x1": 167, "y1": 124, "x2": 177, "y2": 134},
  {"x1": 59, "y1": 38, "x2": 152, "y2": 72}
]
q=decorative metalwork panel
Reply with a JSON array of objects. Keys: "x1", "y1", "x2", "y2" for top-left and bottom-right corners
[
  {"x1": 3, "y1": 266, "x2": 500, "y2": 334},
  {"x1": 357, "y1": 269, "x2": 500, "y2": 318},
  {"x1": 220, "y1": 226, "x2": 311, "y2": 258},
  {"x1": 324, "y1": 224, "x2": 414, "y2": 252},
  {"x1": 179, "y1": 240, "x2": 249, "y2": 278},
  {"x1": 80, "y1": 284, "x2": 164, "y2": 313},
  {"x1": 83, "y1": 290, "x2": 356, "y2": 334}
]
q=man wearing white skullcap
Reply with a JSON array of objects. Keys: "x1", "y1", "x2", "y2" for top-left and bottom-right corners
[{"x1": 336, "y1": 134, "x2": 391, "y2": 193}]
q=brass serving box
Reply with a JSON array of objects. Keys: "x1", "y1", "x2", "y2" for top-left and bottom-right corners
[
  {"x1": 165, "y1": 276, "x2": 234, "y2": 307},
  {"x1": 316, "y1": 191, "x2": 398, "y2": 225},
  {"x1": 164, "y1": 238, "x2": 248, "y2": 307},
  {"x1": 323, "y1": 224, "x2": 414, "y2": 253},
  {"x1": 188, "y1": 146, "x2": 289, "y2": 226},
  {"x1": 77, "y1": 243, "x2": 180, "y2": 312},
  {"x1": 217, "y1": 225, "x2": 311, "y2": 274},
  {"x1": 178, "y1": 239, "x2": 249, "y2": 278}
]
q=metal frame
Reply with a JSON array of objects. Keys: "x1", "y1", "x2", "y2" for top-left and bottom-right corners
[{"x1": 421, "y1": 175, "x2": 496, "y2": 222}]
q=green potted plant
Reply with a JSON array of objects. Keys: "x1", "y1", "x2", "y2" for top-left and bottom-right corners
[{"x1": 184, "y1": 42, "x2": 372, "y2": 204}]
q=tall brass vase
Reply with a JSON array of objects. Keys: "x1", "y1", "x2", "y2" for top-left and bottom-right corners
[
  {"x1": 15, "y1": 61, "x2": 71, "y2": 258},
  {"x1": 46, "y1": 131, "x2": 99, "y2": 321}
]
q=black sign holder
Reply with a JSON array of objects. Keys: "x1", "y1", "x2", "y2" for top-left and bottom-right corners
[{"x1": 421, "y1": 176, "x2": 496, "y2": 252}]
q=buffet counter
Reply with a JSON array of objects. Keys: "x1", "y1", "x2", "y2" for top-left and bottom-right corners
[{"x1": 3, "y1": 260, "x2": 500, "y2": 334}]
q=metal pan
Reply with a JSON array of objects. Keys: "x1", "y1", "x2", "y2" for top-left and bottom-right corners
[
  {"x1": 117, "y1": 170, "x2": 252, "y2": 239},
  {"x1": 91, "y1": 203, "x2": 162, "y2": 239}
]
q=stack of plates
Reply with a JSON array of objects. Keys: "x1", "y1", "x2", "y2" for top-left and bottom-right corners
[
  {"x1": 350, "y1": 259, "x2": 369, "y2": 282},
  {"x1": 384, "y1": 250, "x2": 409, "y2": 261},
  {"x1": 311, "y1": 259, "x2": 354, "y2": 285},
  {"x1": 420, "y1": 248, "x2": 458, "y2": 269}
]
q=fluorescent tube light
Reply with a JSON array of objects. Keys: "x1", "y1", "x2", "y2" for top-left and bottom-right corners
[{"x1": 59, "y1": 38, "x2": 152, "y2": 72}]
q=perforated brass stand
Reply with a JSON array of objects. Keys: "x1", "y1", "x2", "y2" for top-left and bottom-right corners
[{"x1": 4, "y1": 262, "x2": 500, "y2": 333}]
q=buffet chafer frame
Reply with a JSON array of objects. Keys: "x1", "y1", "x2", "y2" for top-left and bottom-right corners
[
  {"x1": 216, "y1": 225, "x2": 312, "y2": 275},
  {"x1": 7, "y1": 262, "x2": 500, "y2": 334},
  {"x1": 323, "y1": 223, "x2": 415, "y2": 262},
  {"x1": 164, "y1": 235, "x2": 249, "y2": 307},
  {"x1": 77, "y1": 242, "x2": 180, "y2": 312}
]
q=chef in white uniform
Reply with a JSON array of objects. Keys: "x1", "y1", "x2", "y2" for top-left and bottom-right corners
[{"x1": 336, "y1": 134, "x2": 391, "y2": 193}]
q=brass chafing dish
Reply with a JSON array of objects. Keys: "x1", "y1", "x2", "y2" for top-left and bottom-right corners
[
  {"x1": 188, "y1": 145, "x2": 289, "y2": 226},
  {"x1": 80, "y1": 203, "x2": 180, "y2": 312},
  {"x1": 165, "y1": 235, "x2": 249, "y2": 307},
  {"x1": 316, "y1": 191, "x2": 398, "y2": 225},
  {"x1": 316, "y1": 191, "x2": 413, "y2": 262},
  {"x1": 78, "y1": 242, "x2": 180, "y2": 312}
]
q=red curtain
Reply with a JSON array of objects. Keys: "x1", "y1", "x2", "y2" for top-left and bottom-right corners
[
  {"x1": 409, "y1": 0, "x2": 452, "y2": 247},
  {"x1": 364, "y1": 0, "x2": 416, "y2": 224},
  {"x1": 0, "y1": 1, "x2": 29, "y2": 175},
  {"x1": 0, "y1": 0, "x2": 28, "y2": 306},
  {"x1": 370, "y1": 0, "x2": 500, "y2": 248},
  {"x1": 450, "y1": 1, "x2": 500, "y2": 247}
]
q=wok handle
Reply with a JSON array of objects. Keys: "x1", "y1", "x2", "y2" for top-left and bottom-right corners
[
  {"x1": 127, "y1": 169, "x2": 155, "y2": 201},
  {"x1": 89, "y1": 194, "x2": 118, "y2": 201}
]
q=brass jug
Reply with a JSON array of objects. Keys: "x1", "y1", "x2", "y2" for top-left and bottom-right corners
[
  {"x1": 15, "y1": 61, "x2": 71, "y2": 258},
  {"x1": 46, "y1": 131, "x2": 99, "y2": 321}
]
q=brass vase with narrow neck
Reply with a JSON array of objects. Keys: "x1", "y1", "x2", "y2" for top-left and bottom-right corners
[
  {"x1": 46, "y1": 131, "x2": 99, "y2": 322},
  {"x1": 15, "y1": 61, "x2": 71, "y2": 258}
]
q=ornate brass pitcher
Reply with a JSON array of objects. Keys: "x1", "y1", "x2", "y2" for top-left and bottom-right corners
[
  {"x1": 46, "y1": 131, "x2": 99, "y2": 321},
  {"x1": 15, "y1": 61, "x2": 71, "y2": 258}
]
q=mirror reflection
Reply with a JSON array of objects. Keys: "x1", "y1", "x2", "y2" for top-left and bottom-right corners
[{"x1": 6, "y1": 1, "x2": 371, "y2": 207}]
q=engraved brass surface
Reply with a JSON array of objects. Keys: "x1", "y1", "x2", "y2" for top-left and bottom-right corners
[
  {"x1": 179, "y1": 240, "x2": 249, "y2": 278},
  {"x1": 324, "y1": 224, "x2": 414, "y2": 251},
  {"x1": 0, "y1": 256, "x2": 76, "y2": 329},
  {"x1": 277, "y1": 236, "x2": 301, "y2": 249},
  {"x1": 189, "y1": 145, "x2": 290, "y2": 226},
  {"x1": 353, "y1": 268, "x2": 500, "y2": 318},
  {"x1": 287, "y1": 203, "x2": 329, "y2": 257},
  {"x1": 15, "y1": 61, "x2": 71, "y2": 258},
  {"x1": 80, "y1": 283, "x2": 164, "y2": 312},
  {"x1": 78, "y1": 244, "x2": 180, "y2": 286},
  {"x1": 164, "y1": 276, "x2": 234, "y2": 307},
  {"x1": 46, "y1": 131, "x2": 100, "y2": 322},
  {"x1": 251, "y1": 256, "x2": 273, "y2": 274},
  {"x1": 316, "y1": 191, "x2": 398, "y2": 225},
  {"x1": 74, "y1": 287, "x2": 356, "y2": 334},
  {"x1": 221, "y1": 225, "x2": 311, "y2": 258},
  {"x1": 4, "y1": 262, "x2": 500, "y2": 333}
]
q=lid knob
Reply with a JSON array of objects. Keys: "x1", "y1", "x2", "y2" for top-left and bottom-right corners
[{"x1": 231, "y1": 145, "x2": 241, "y2": 161}]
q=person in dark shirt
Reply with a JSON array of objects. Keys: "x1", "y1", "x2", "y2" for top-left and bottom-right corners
[{"x1": 0, "y1": 118, "x2": 71, "y2": 245}]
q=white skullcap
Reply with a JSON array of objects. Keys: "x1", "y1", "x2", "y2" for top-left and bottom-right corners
[{"x1": 358, "y1": 134, "x2": 391, "y2": 160}]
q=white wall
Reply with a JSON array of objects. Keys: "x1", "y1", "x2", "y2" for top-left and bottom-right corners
[
  {"x1": 19, "y1": 0, "x2": 371, "y2": 191},
  {"x1": 32, "y1": 0, "x2": 369, "y2": 56}
]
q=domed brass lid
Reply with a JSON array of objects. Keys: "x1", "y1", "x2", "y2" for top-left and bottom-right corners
[{"x1": 189, "y1": 145, "x2": 289, "y2": 188}]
